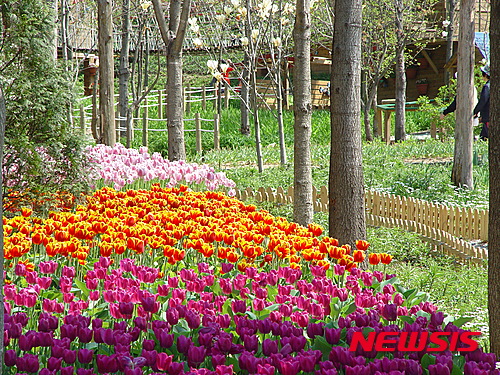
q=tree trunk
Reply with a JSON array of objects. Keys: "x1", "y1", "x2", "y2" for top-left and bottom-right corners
[
  {"x1": 292, "y1": 0, "x2": 313, "y2": 226},
  {"x1": 451, "y1": 0, "x2": 475, "y2": 188},
  {"x1": 0, "y1": 85, "x2": 5, "y2": 373},
  {"x1": 361, "y1": 70, "x2": 373, "y2": 142},
  {"x1": 394, "y1": 0, "x2": 406, "y2": 142},
  {"x1": 98, "y1": 0, "x2": 116, "y2": 146},
  {"x1": 276, "y1": 0, "x2": 287, "y2": 166},
  {"x1": 166, "y1": 53, "x2": 186, "y2": 160},
  {"x1": 329, "y1": 0, "x2": 366, "y2": 247},
  {"x1": 240, "y1": 55, "x2": 251, "y2": 135},
  {"x1": 445, "y1": 0, "x2": 457, "y2": 85},
  {"x1": 119, "y1": 0, "x2": 131, "y2": 141},
  {"x1": 152, "y1": 0, "x2": 191, "y2": 161},
  {"x1": 488, "y1": 0, "x2": 500, "y2": 356}
]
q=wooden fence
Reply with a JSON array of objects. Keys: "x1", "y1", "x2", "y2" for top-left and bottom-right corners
[{"x1": 235, "y1": 186, "x2": 488, "y2": 264}]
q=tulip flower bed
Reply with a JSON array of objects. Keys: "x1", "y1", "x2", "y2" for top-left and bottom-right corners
[
  {"x1": 3, "y1": 185, "x2": 498, "y2": 374},
  {"x1": 86, "y1": 144, "x2": 236, "y2": 194}
]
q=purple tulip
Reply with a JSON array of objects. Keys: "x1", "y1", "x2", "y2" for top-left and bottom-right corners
[
  {"x1": 97, "y1": 354, "x2": 119, "y2": 373},
  {"x1": 325, "y1": 327, "x2": 341, "y2": 345},
  {"x1": 231, "y1": 300, "x2": 246, "y2": 314},
  {"x1": 60, "y1": 324, "x2": 78, "y2": 341},
  {"x1": 61, "y1": 366, "x2": 74, "y2": 375},
  {"x1": 47, "y1": 357, "x2": 62, "y2": 371},
  {"x1": 243, "y1": 334, "x2": 259, "y2": 352},
  {"x1": 185, "y1": 310, "x2": 201, "y2": 329},
  {"x1": 212, "y1": 354, "x2": 226, "y2": 367},
  {"x1": 17, "y1": 353, "x2": 40, "y2": 373},
  {"x1": 78, "y1": 349, "x2": 94, "y2": 364},
  {"x1": 177, "y1": 335, "x2": 193, "y2": 354},
  {"x1": 428, "y1": 363, "x2": 450, "y2": 375},
  {"x1": 40, "y1": 369, "x2": 56, "y2": 375},
  {"x1": 155, "y1": 330, "x2": 174, "y2": 349},
  {"x1": 63, "y1": 349, "x2": 76, "y2": 364},
  {"x1": 187, "y1": 345, "x2": 207, "y2": 368},
  {"x1": 119, "y1": 302, "x2": 135, "y2": 316},
  {"x1": 279, "y1": 360, "x2": 300, "y2": 375},
  {"x1": 381, "y1": 304, "x2": 398, "y2": 322},
  {"x1": 156, "y1": 352, "x2": 173, "y2": 371},
  {"x1": 257, "y1": 363, "x2": 276, "y2": 375},
  {"x1": 166, "y1": 308, "x2": 180, "y2": 325},
  {"x1": 262, "y1": 339, "x2": 278, "y2": 356},
  {"x1": 5, "y1": 349, "x2": 17, "y2": 367},
  {"x1": 77, "y1": 369, "x2": 95, "y2": 375},
  {"x1": 307, "y1": 322, "x2": 325, "y2": 339},
  {"x1": 134, "y1": 316, "x2": 147, "y2": 331},
  {"x1": 168, "y1": 361, "x2": 185, "y2": 375}
]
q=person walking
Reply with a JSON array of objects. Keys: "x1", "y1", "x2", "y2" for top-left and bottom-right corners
[{"x1": 474, "y1": 63, "x2": 490, "y2": 140}]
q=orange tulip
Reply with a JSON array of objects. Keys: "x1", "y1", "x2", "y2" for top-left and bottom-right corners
[
  {"x1": 369, "y1": 253, "x2": 381, "y2": 265},
  {"x1": 380, "y1": 253, "x2": 393, "y2": 265},
  {"x1": 353, "y1": 250, "x2": 366, "y2": 263},
  {"x1": 356, "y1": 240, "x2": 370, "y2": 251}
]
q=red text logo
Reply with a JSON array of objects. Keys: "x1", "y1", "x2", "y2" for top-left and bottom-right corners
[{"x1": 349, "y1": 331, "x2": 481, "y2": 352}]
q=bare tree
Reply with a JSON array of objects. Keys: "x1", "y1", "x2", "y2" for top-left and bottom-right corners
[
  {"x1": 152, "y1": 0, "x2": 191, "y2": 161},
  {"x1": 97, "y1": 0, "x2": 116, "y2": 146},
  {"x1": 394, "y1": 0, "x2": 407, "y2": 141},
  {"x1": 488, "y1": 0, "x2": 500, "y2": 356},
  {"x1": 329, "y1": 0, "x2": 366, "y2": 246},
  {"x1": 293, "y1": 0, "x2": 313, "y2": 226},
  {"x1": 118, "y1": 0, "x2": 131, "y2": 141},
  {"x1": 451, "y1": 0, "x2": 475, "y2": 188}
]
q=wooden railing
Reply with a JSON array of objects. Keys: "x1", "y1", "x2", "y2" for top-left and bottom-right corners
[{"x1": 235, "y1": 186, "x2": 488, "y2": 264}]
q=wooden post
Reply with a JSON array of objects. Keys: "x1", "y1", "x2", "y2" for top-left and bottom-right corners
[
  {"x1": 384, "y1": 110, "x2": 392, "y2": 144},
  {"x1": 185, "y1": 85, "x2": 191, "y2": 114},
  {"x1": 224, "y1": 82, "x2": 230, "y2": 109},
  {"x1": 195, "y1": 112, "x2": 202, "y2": 153},
  {"x1": 375, "y1": 108, "x2": 382, "y2": 137},
  {"x1": 213, "y1": 82, "x2": 219, "y2": 110},
  {"x1": 80, "y1": 103, "x2": 86, "y2": 134},
  {"x1": 158, "y1": 90, "x2": 163, "y2": 119},
  {"x1": 213, "y1": 113, "x2": 220, "y2": 150},
  {"x1": 142, "y1": 98, "x2": 148, "y2": 147},
  {"x1": 430, "y1": 120, "x2": 437, "y2": 139},
  {"x1": 202, "y1": 86, "x2": 206, "y2": 111}
]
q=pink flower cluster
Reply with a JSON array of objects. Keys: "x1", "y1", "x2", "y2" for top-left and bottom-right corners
[{"x1": 86, "y1": 144, "x2": 236, "y2": 194}]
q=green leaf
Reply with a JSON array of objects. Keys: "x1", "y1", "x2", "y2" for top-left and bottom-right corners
[
  {"x1": 398, "y1": 316, "x2": 416, "y2": 325},
  {"x1": 451, "y1": 317, "x2": 474, "y2": 328},
  {"x1": 74, "y1": 278, "x2": 90, "y2": 298},
  {"x1": 421, "y1": 353, "x2": 436, "y2": 370},
  {"x1": 246, "y1": 311, "x2": 257, "y2": 320},
  {"x1": 342, "y1": 302, "x2": 357, "y2": 316},
  {"x1": 264, "y1": 303, "x2": 281, "y2": 312},
  {"x1": 312, "y1": 336, "x2": 332, "y2": 360}
]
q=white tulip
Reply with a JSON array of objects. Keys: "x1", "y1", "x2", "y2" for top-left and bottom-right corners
[
  {"x1": 240, "y1": 36, "x2": 249, "y2": 46},
  {"x1": 272, "y1": 37, "x2": 281, "y2": 47},
  {"x1": 212, "y1": 71, "x2": 223, "y2": 82},
  {"x1": 188, "y1": 17, "x2": 198, "y2": 26},
  {"x1": 220, "y1": 63, "x2": 230, "y2": 73},
  {"x1": 442, "y1": 31, "x2": 448, "y2": 38},
  {"x1": 190, "y1": 24, "x2": 200, "y2": 33},
  {"x1": 140, "y1": 1, "x2": 152, "y2": 10},
  {"x1": 251, "y1": 29, "x2": 259, "y2": 41},
  {"x1": 238, "y1": 7, "x2": 248, "y2": 17},
  {"x1": 442, "y1": 20, "x2": 451, "y2": 27},
  {"x1": 224, "y1": 6, "x2": 232, "y2": 15},
  {"x1": 231, "y1": 0, "x2": 240, "y2": 8},
  {"x1": 207, "y1": 60, "x2": 218, "y2": 71},
  {"x1": 215, "y1": 14, "x2": 227, "y2": 24},
  {"x1": 193, "y1": 38, "x2": 203, "y2": 48}
]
